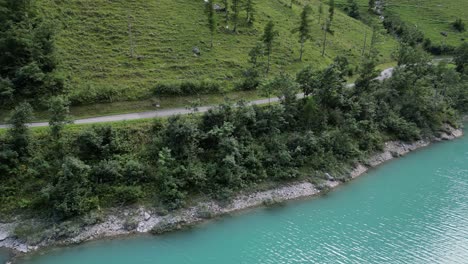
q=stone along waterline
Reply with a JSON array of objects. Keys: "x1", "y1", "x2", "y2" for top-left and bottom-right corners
[{"x1": 15, "y1": 136, "x2": 468, "y2": 264}]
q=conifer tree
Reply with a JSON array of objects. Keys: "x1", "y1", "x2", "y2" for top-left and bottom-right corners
[
  {"x1": 293, "y1": 5, "x2": 312, "y2": 61},
  {"x1": 262, "y1": 21, "x2": 279, "y2": 74},
  {"x1": 205, "y1": 0, "x2": 216, "y2": 47}
]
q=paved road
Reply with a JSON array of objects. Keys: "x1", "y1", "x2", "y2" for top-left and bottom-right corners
[{"x1": 0, "y1": 59, "x2": 451, "y2": 129}]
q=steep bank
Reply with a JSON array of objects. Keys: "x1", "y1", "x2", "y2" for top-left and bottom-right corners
[{"x1": 0, "y1": 126, "x2": 463, "y2": 259}]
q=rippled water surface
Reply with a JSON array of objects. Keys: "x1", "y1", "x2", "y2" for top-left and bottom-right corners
[{"x1": 15, "y1": 136, "x2": 468, "y2": 264}]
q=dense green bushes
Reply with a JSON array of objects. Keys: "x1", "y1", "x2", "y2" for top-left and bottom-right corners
[
  {"x1": 0, "y1": 47, "x2": 467, "y2": 221},
  {"x1": 153, "y1": 80, "x2": 222, "y2": 96},
  {"x1": 0, "y1": 0, "x2": 63, "y2": 106}
]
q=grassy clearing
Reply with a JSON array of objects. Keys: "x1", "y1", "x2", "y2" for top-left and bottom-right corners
[
  {"x1": 385, "y1": 0, "x2": 467, "y2": 46},
  {"x1": 37, "y1": 0, "x2": 396, "y2": 104}
]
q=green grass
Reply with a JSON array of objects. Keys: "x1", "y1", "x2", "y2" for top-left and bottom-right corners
[
  {"x1": 37, "y1": 0, "x2": 396, "y2": 104},
  {"x1": 385, "y1": 0, "x2": 467, "y2": 46}
]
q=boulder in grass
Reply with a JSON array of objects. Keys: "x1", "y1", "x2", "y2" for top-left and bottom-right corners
[{"x1": 192, "y1": 46, "x2": 201, "y2": 56}]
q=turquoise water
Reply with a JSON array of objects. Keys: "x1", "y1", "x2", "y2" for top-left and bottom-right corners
[
  {"x1": 13, "y1": 136, "x2": 468, "y2": 264},
  {"x1": 0, "y1": 249, "x2": 9, "y2": 264}
]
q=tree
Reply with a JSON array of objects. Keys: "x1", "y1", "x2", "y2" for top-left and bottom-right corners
[
  {"x1": 205, "y1": 0, "x2": 216, "y2": 48},
  {"x1": 454, "y1": 43, "x2": 468, "y2": 74},
  {"x1": 7, "y1": 102, "x2": 33, "y2": 158},
  {"x1": 368, "y1": 0, "x2": 375, "y2": 12},
  {"x1": 293, "y1": 5, "x2": 312, "y2": 61},
  {"x1": 261, "y1": 21, "x2": 279, "y2": 74},
  {"x1": 245, "y1": 0, "x2": 255, "y2": 25},
  {"x1": 296, "y1": 65, "x2": 320, "y2": 96},
  {"x1": 232, "y1": 0, "x2": 241, "y2": 32},
  {"x1": 321, "y1": 19, "x2": 331, "y2": 56},
  {"x1": 328, "y1": 0, "x2": 335, "y2": 31},
  {"x1": 0, "y1": 0, "x2": 62, "y2": 105},
  {"x1": 344, "y1": 0, "x2": 360, "y2": 19},
  {"x1": 354, "y1": 52, "x2": 379, "y2": 91},
  {"x1": 248, "y1": 42, "x2": 264, "y2": 69},
  {"x1": 48, "y1": 96, "x2": 72, "y2": 140},
  {"x1": 452, "y1": 18, "x2": 465, "y2": 32},
  {"x1": 260, "y1": 74, "x2": 299, "y2": 104},
  {"x1": 48, "y1": 156, "x2": 98, "y2": 218},
  {"x1": 222, "y1": 0, "x2": 229, "y2": 23},
  {"x1": 318, "y1": 2, "x2": 323, "y2": 25}
]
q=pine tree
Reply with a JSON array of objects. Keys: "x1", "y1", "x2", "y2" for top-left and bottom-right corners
[
  {"x1": 223, "y1": 0, "x2": 229, "y2": 23},
  {"x1": 245, "y1": 0, "x2": 255, "y2": 25},
  {"x1": 262, "y1": 21, "x2": 279, "y2": 74},
  {"x1": 205, "y1": 0, "x2": 216, "y2": 47},
  {"x1": 293, "y1": 5, "x2": 312, "y2": 61},
  {"x1": 328, "y1": 0, "x2": 335, "y2": 31},
  {"x1": 232, "y1": 0, "x2": 241, "y2": 32},
  {"x1": 368, "y1": 0, "x2": 375, "y2": 12},
  {"x1": 318, "y1": 2, "x2": 323, "y2": 25}
]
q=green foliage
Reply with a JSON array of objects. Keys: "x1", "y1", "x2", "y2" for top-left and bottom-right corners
[
  {"x1": 48, "y1": 96, "x2": 72, "y2": 139},
  {"x1": 7, "y1": 102, "x2": 33, "y2": 158},
  {"x1": 1, "y1": 50, "x2": 467, "y2": 221},
  {"x1": 47, "y1": 157, "x2": 98, "y2": 219},
  {"x1": 293, "y1": 4, "x2": 313, "y2": 61},
  {"x1": 344, "y1": 0, "x2": 360, "y2": 19},
  {"x1": 205, "y1": 0, "x2": 216, "y2": 47},
  {"x1": 454, "y1": 43, "x2": 468, "y2": 74},
  {"x1": 0, "y1": 0, "x2": 62, "y2": 105},
  {"x1": 452, "y1": 18, "x2": 465, "y2": 32},
  {"x1": 153, "y1": 80, "x2": 222, "y2": 96},
  {"x1": 261, "y1": 21, "x2": 279, "y2": 74}
]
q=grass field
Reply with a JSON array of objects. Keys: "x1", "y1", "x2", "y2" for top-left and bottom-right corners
[
  {"x1": 37, "y1": 0, "x2": 396, "y2": 104},
  {"x1": 385, "y1": 0, "x2": 467, "y2": 46},
  {"x1": 336, "y1": 0, "x2": 468, "y2": 46}
]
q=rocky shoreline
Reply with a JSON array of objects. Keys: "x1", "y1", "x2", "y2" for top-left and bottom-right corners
[{"x1": 0, "y1": 126, "x2": 463, "y2": 262}]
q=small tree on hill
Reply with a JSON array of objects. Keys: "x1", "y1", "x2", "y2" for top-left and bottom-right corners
[
  {"x1": 262, "y1": 21, "x2": 279, "y2": 74},
  {"x1": 318, "y1": 2, "x2": 323, "y2": 25},
  {"x1": 452, "y1": 18, "x2": 466, "y2": 32},
  {"x1": 48, "y1": 96, "x2": 72, "y2": 140},
  {"x1": 223, "y1": 0, "x2": 229, "y2": 23},
  {"x1": 232, "y1": 0, "x2": 241, "y2": 32},
  {"x1": 8, "y1": 102, "x2": 33, "y2": 158},
  {"x1": 321, "y1": 19, "x2": 331, "y2": 56},
  {"x1": 245, "y1": 0, "x2": 255, "y2": 25},
  {"x1": 368, "y1": 0, "x2": 375, "y2": 12},
  {"x1": 328, "y1": 0, "x2": 335, "y2": 31},
  {"x1": 344, "y1": 0, "x2": 360, "y2": 19},
  {"x1": 205, "y1": 0, "x2": 216, "y2": 47},
  {"x1": 293, "y1": 5, "x2": 313, "y2": 61}
]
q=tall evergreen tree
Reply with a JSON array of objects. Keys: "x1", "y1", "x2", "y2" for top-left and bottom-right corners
[
  {"x1": 261, "y1": 21, "x2": 279, "y2": 74},
  {"x1": 7, "y1": 102, "x2": 33, "y2": 158},
  {"x1": 205, "y1": 0, "x2": 216, "y2": 48},
  {"x1": 368, "y1": 0, "x2": 375, "y2": 12},
  {"x1": 223, "y1": 0, "x2": 229, "y2": 23},
  {"x1": 245, "y1": 0, "x2": 255, "y2": 25},
  {"x1": 293, "y1": 5, "x2": 313, "y2": 61},
  {"x1": 318, "y1": 2, "x2": 323, "y2": 25},
  {"x1": 328, "y1": 0, "x2": 335, "y2": 31},
  {"x1": 48, "y1": 96, "x2": 72, "y2": 140},
  {"x1": 321, "y1": 19, "x2": 330, "y2": 56},
  {"x1": 0, "y1": 0, "x2": 62, "y2": 105},
  {"x1": 232, "y1": 0, "x2": 241, "y2": 32}
]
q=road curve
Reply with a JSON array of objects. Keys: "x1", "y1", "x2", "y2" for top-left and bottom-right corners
[{"x1": 3, "y1": 60, "x2": 452, "y2": 129}]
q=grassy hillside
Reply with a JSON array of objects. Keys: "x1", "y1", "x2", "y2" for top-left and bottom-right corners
[
  {"x1": 37, "y1": 0, "x2": 396, "y2": 104},
  {"x1": 385, "y1": 0, "x2": 467, "y2": 46}
]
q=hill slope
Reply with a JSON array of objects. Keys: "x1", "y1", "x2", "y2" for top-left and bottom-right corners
[
  {"x1": 385, "y1": 0, "x2": 467, "y2": 46},
  {"x1": 37, "y1": 0, "x2": 396, "y2": 104}
]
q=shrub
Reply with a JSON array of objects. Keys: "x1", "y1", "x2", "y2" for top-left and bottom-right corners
[
  {"x1": 153, "y1": 80, "x2": 222, "y2": 96},
  {"x1": 452, "y1": 18, "x2": 465, "y2": 32}
]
